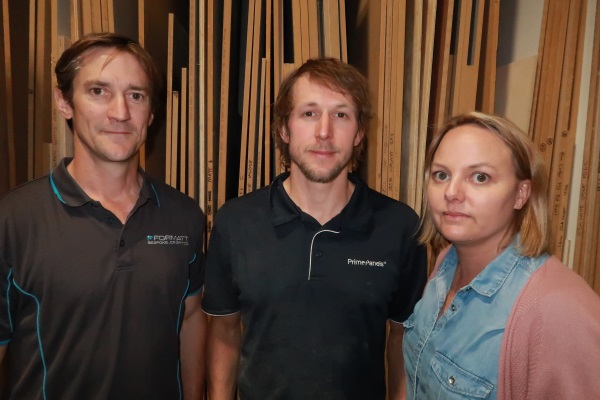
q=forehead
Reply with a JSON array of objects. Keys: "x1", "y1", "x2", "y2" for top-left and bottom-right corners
[
  {"x1": 291, "y1": 75, "x2": 355, "y2": 107},
  {"x1": 435, "y1": 124, "x2": 514, "y2": 167},
  {"x1": 75, "y1": 47, "x2": 149, "y2": 86}
]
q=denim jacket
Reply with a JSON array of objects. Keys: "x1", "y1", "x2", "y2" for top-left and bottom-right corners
[{"x1": 402, "y1": 241, "x2": 548, "y2": 399}]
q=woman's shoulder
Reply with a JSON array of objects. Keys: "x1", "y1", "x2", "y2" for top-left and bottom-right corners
[
  {"x1": 499, "y1": 256, "x2": 600, "y2": 399},
  {"x1": 508, "y1": 256, "x2": 600, "y2": 322},
  {"x1": 517, "y1": 256, "x2": 600, "y2": 311}
]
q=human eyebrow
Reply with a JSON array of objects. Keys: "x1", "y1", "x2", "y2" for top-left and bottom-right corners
[
  {"x1": 465, "y1": 162, "x2": 497, "y2": 171},
  {"x1": 327, "y1": 102, "x2": 354, "y2": 113},
  {"x1": 127, "y1": 84, "x2": 150, "y2": 93},
  {"x1": 83, "y1": 80, "x2": 110, "y2": 89},
  {"x1": 431, "y1": 161, "x2": 496, "y2": 170},
  {"x1": 430, "y1": 161, "x2": 448, "y2": 170},
  {"x1": 296, "y1": 101, "x2": 353, "y2": 109}
]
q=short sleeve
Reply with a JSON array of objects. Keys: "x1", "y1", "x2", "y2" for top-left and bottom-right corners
[
  {"x1": 186, "y1": 205, "x2": 206, "y2": 296},
  {"x1": 388, "y1": 215, "x2": 428, "y2": 323},
  {"x1": 201, "y1": 212, "x2": 240, "y2": 315},
  {"x1": 186, "y1": 244, "x2": 204, "y2": 296},
  {"x1": 0, "y1": 215, "x2": 13, "y2": 344}
]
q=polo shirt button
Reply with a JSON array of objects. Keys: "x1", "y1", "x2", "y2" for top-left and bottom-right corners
[
  {"x1": 107, "y1": 218, "x2": 115, "y2": 224},
  {"x1": 119, "y1": 240, "x2": 125, "y2": 247},
  {"x1": 448, "y1": 376, "x2": 455, "y2": 386},
  {"x1": 450, "y1": 304, "x2": 457, "y2": 311},
  {"x1": 315, "y1": 251, "x2": 322, "y2": 257}
]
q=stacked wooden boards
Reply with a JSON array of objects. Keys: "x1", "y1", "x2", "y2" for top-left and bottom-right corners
[
  {"x1": 429, "y1": 0, "x2": 500, "y2": 135},
  {"x1": 1, "y1": 0, "x2": 119, "y2": 184},
  {"x1": 528, "y1": 0, "x2": 588, "y2": 261},
  {"x1": 150, "y1": 1, "x2": 349, "y2": 236},
  {"x1": 348, "y1": 0, "x2": 498, "y2": 213},
  {"x1": 573, "y1": 0, "x2": 600, "y2": 292},
  {"x1": 188, "y1": 0, "x2": 350, "y2": 235},
  {"x1": 345, "y1": 1, "x2": 423, "y2": 212},
  {"x1": 0, "y1": 1, "x2": 28, "y2": 194},
  {"x1": 1, "y1": 0, "x2": 149, "y2": 186},
  {"x1": 1, "y1": 0, "x2": 16, "y2": 193}
]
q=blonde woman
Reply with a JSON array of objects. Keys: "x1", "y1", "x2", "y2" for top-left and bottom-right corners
[{"x1": 403, "y1": 112, "x2": 600, "y2": 399}]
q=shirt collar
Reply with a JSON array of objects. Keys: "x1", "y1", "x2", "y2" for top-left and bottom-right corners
[
  {"x1": 437, "y1": 237, "x2": 524, "y2": 297},
  {"x1": 49, "y1": 157, "x2": 158, "y2": 207},
  {"x1": 269, "y1": 172, "x2": 373, "y2": 232}
]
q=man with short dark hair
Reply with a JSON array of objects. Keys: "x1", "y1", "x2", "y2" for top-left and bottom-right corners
[
  {"x1": 203, "y1": 58, "x2": 427, "y2": 400},
  {"x1": 0, "y1": 33, "x2": 206, "y2": 399}
]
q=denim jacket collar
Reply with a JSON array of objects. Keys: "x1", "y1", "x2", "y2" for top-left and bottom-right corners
[{"x1": 437, "y1": 238, "x2": 523, "y2": 298}]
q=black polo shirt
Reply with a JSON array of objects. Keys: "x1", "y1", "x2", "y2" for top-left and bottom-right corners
[
  {"x1": 202, "y1": 172, "x2": 427, "y2": 400},
  {"x1": 0, "y1": 158, "x2": 204, "y2": 399}
]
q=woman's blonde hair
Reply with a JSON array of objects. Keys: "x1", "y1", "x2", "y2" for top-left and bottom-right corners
[{"x1": 420, "y1": 112, "x2": 551, "y2": 257}]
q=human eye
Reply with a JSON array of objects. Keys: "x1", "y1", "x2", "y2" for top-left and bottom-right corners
[
  {"x1": 471, "y1": 172, "x2": 489, "y2": 184},
  {"x1": 129, "y1": 92, "x2": 146, "y2": 102},
  {"x1": 431, "y1": 170, "x2": 449, "y2": 182},
  {"x1": 334, "y1": 112, "x2": 348, "y2": 118},
  {"x1": 89, "y1": 87, "x2": 105, "y2": 96},
  {"x1": 302, "y1": 110, "x2": 316, "y2": 117}
]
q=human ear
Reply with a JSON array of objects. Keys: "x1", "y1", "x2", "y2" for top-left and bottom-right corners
[
  {"x1": 354, "y1": 130, "x2": 364, "y2": 146},
  {"x1": 53, "y1": 88, "x2": 73, "y2": 120},
  {"x1": 280, "y1": 127, "x2": 290, "y2": 144},
  {"x1": 514, "y1": 180, "x2": 531, "y2": 209}
]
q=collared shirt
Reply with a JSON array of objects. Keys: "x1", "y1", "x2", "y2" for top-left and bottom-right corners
[
  {"x1": 0, "y1": 158, "x2": 204, "y2": 399},
  {"x1": 203, "y1": 172, "x2": 427, "y2": 400},
  {"x1": 403, "y1": 240, "x2": 548, "y2": 399}
]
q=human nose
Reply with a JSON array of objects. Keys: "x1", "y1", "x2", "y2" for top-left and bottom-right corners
[
  {"x1": 315, "y1": 114, "x2": 333, "y2": 140},
  {"x1": 444, "y1": 178, "x2": 465, "y2": 202},
  {"x1": 107, "y1": 94, "x2": 131, "y2": 122}
]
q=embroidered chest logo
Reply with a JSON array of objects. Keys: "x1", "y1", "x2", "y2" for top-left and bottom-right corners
[
  {"x1": 348, "y1": 258, "x2": 386, "y2": 267},
  {"x1": 147, "y1": 234, "x2": 190, "y2": 246}
]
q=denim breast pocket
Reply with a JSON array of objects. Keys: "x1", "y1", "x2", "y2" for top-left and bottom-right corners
[{"x1": 430, "y1": 351, "x2": 494, "y2": 399}]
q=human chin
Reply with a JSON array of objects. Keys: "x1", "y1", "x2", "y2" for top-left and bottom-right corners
[
  {"x1": 296, "y1": 159, "x2": 348, "y2": 183},
  {"x1": 437, "y1": 221, "x2": 478, "y2": 244},
  {"x1": 95, "y1": 141, "x2": 140, "y2": 162}
]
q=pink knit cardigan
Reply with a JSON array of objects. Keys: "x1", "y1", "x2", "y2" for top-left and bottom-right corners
[{"x1": 497, "y1": 255, "x2": 600, "y2": 399}]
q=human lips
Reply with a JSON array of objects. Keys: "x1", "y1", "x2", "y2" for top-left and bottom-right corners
[
  {"x1": 105, "y1": 131, "x2": 130, "y2": 135},
  {"x1": 442, "y1": 211, "x2": 469, "y2": 221},
  {"x1": 307, "y1": 145, "x2": 338, "y2": 156},
  {"x1": 102, "y1": 126, "x2": 132, "y2": 135}
]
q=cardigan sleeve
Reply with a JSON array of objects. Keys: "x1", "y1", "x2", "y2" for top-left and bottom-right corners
[{"x1": 498, "y1": 256, "x2": 600, "y2": 399}]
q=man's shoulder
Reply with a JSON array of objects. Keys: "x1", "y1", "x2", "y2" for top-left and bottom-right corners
[
  {"x1": 0, "y1": 176, "x2": 50, "y2": 210},
  {"x1": 363, "y1": 187, "x2": 420, "y2": 222},
  {"x1": 146, "y1": 177, "x2": 204, "y2": 215},
  {"x1": 0, "y1": 177, "x2": 52, "y2": 234},
  {"x1": 216, "y1": 185, "x2": 271, "y2": 215}
]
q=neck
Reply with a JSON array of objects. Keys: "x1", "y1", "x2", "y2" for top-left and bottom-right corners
[
  {"x1": 453, "y1": 239, "x2": 509, "y2": 284},
  {"x1": 67, "y1": 155, "x2": 142, "y2": 223},
  {"x1": 283, "y1": 167, "x2": 354, "y2": 225}
]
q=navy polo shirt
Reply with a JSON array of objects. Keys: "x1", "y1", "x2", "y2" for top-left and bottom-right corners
[
  {"x1": 202, "y1": 172, "x2": 427, "y2": 400},
  {"x1": 0, "y1": 158, "x2": 204, "y2": 399}
]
